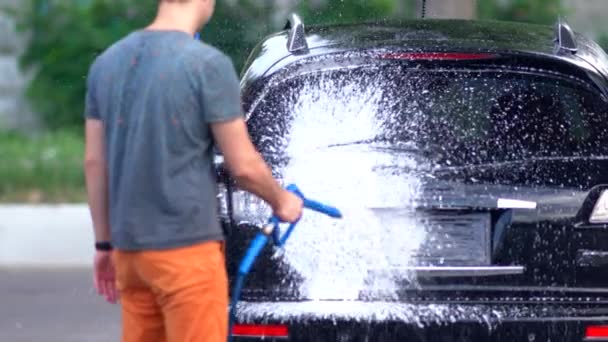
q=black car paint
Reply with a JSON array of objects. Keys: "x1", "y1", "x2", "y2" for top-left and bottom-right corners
[
  {"x1": 239, "y1": 19, "x2": 608, "y2": 104},
  {"x1": 217, "y1": 19, "x2": 608, "y2": 341}
]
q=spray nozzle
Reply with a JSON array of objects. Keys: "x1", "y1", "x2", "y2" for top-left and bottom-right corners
[
  {"x1": 239, "y1": 184, "x2": 341, "y2": 276},
  {"x1": 231, "y1": 184, "x2": 342, "y2": 339}
]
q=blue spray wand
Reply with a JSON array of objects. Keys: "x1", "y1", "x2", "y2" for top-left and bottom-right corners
[{"x1": 228, "y1": 184, "x2": 342, "y2": 342}]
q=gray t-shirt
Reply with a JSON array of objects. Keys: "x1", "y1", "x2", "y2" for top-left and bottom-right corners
[{"x1": 84, "y1": 30, "x2": 242, "y2": 251}]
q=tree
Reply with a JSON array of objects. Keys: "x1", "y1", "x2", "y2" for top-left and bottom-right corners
[
  {"x1": 477, "y1": 0, "x2": 564, "y2": 25},
  {"x1": 7, "y1": 0, "x2": 415, "y2": 131},
  {"x1": 295, "y1": 0, "x2": 414, "y2": 25},
  {"x1": 599, "y1": 34, "x2": 608, "y2": 53},
  {"x1": 8, "y1": 0, "x2": 266, "y2": 131},
  {"x1": 8, "y1": 0, "x2": 158, "y2": 131}
]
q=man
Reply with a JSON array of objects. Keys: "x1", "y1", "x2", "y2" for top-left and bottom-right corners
[{"x1": 83, "y1": 0, "x2": 303, "y2": 341}]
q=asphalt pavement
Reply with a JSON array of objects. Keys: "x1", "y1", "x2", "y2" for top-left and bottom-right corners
[{"x1": 0, "y1": 267, "x2": 121, "y2": 342}]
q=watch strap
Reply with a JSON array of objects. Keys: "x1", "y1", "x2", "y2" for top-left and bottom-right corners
[{"x1": 95, "y1": 241, "x2": 113, "y2": 251}]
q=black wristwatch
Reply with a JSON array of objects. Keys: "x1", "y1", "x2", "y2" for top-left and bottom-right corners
[{"x1": 95, "y1": 241, "x2": 113, "y2": 251}]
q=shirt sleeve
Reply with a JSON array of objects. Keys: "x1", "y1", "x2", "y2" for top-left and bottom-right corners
[{"x1": 198, "y1": 52, "x2": 244, "y2": 123}]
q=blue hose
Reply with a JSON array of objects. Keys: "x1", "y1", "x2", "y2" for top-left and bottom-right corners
[{"x1": 227, "y1": 184, "x2": 341, "y2": 341}]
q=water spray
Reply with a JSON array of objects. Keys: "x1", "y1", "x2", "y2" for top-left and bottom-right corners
[{"x1": 228, "y1": 184, "x2": 342, "y2": 342}]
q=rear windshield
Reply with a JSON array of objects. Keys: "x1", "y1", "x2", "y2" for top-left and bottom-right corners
[{"x1": 248, "y1": 63, "x2": 608, "y2": 166}]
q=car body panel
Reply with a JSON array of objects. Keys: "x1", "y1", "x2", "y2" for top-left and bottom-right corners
[
  {"x1": 222, "y1": 17, "x2": 608, "y2": 341},
  {"x1": 240, "y1": 19, "x2": 608, "y2": 99}
]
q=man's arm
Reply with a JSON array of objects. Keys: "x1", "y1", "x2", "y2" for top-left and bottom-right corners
[
  {"x1": 84, "y1": 118, "x2": 110, "y2": 243},
  {"x1": 199, "y1": 52, "x2": 301, "y2": 222},
  {"x1": 210, "y1": 118, "x2": 286, "y2": 212}
]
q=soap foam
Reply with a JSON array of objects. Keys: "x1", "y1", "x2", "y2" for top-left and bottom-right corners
[
  {"x1": 236, "y1": 300, "x2": 545, "y2": 329},
  {"x1": 273, "y1": 72, "x2": 427, "y2": 300}
]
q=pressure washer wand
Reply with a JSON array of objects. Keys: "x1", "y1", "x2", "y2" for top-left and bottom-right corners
[{"x1": 228, "y1": 184, "x2": 342, "y2": 342}]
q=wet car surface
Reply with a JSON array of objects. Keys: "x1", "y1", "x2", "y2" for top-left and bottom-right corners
[{"x1": 216, "y1": 15, "x2": 608, "y2": 341}]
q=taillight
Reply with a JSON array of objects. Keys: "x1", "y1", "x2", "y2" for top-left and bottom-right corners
[
  {"x1": 590, "y1": 190, "x2": 608, "y2": 224},
  {"x1": 585, "y1": 325, "x2": 608, "y2": 341},
  {"x1": 380, "y1": 52, "x2": 497, "y2": 60},
  {"x1": 217, "y1": 183, "x2": 272, "y2": 225},
  {"x1": 232, "y1": 324, "x2": 289, "y2": 339}
]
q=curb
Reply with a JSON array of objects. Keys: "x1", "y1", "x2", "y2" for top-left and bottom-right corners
[{"x1": 0, "y1": 204, "x2": 94, "y2": 266}]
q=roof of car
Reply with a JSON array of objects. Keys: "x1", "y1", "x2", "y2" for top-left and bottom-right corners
[
  {"x1": 297, "y1": 19, "x2": 557, "y2": 52},
  {"x1": 240, "y1": 18, "x2": 608, "y2": 87}
]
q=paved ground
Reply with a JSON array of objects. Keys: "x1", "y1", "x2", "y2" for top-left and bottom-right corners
[{"x1": 0, "y1": 267, "x2": 121, "y2": 342}]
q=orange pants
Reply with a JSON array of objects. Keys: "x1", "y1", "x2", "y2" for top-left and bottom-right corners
[{"x1": 113, "y1": 241, "x2": 228, "y2": 342}]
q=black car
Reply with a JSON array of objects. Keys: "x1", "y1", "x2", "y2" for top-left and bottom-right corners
[{"x1": 215, "y1": 14, "x2": 608, "y2": 341}]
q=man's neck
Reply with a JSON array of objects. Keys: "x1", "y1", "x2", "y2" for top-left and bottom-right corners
[{"x1": 146, "y1": 5, "x2": 201, "y2": 35}]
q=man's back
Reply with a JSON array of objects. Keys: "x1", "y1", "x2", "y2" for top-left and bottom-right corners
[
  {"x1": 85, "y1": 29, "x2": 243, "y2": 250},
  {"x1": 84, "y1": 3, "x2": 303, "y2": 340}
]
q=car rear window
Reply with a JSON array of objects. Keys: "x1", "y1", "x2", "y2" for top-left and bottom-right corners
[{"x1": 248, "y1": 63, "x2": 608, "y2": 166}]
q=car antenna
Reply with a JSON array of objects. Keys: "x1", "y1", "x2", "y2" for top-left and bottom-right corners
[{"x1": 421, "y1": 0, "x2": 427, "y2": 18}]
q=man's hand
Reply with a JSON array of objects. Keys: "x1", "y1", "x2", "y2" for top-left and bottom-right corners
[
  {"x1": 93, "y1": 251, "x2": 118, "y2": 304},
  {"x1": 274, "y1": 190, "x2": 303, "y2": 223}
]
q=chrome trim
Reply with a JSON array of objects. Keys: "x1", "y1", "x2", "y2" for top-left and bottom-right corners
[
  {"x1": 497, "y1": 198, "x2": 537, "y2": 209},
  {"x1": 577, "y1": 250, "x2": 608, "y2": 268},
  {"x1": 382, "y1": 266, "x2": 525, "y2": 277}
]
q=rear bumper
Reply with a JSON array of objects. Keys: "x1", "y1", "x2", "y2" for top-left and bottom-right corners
[{"x1": 233, "y1": 301, "x2": 608, "y2": 342}]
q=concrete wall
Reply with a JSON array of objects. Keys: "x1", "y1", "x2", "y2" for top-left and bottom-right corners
[
  {"x1": 563, "y1": 0, "x2": 608, "y2": 39},
  {"x1": 0, "y1": 0, "x2": 39, "y2": 131}
]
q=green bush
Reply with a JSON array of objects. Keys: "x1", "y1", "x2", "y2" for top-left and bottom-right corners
[
  {"x1": 477, "y1": 0, "x2": 564, "y2": 25},
  {"x1": 8, "y1": 0, "x2": 272, "y2": 132},
  {"x1": 599, "y1": 33, "x2": 608, "y2": 53},
  {"x1": 296, "y1": 0, "x2": 409, "y2": 25},
  {"x1": 0, "y1": 130, "x2": 85, "y2": 202},
  {"x1": 7, "y1": 0, "x2": 408, "y2": 133},
  {"x1": 8, "y1": 0, "x2": 158, "y2": 132},
  {"x1": 3, "y1": 0, "x2": 400, "y2": 202}
]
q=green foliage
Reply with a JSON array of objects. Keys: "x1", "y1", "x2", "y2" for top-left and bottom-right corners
[
  {"x1": 8, "y1": 0, "x2": 260, "y2": 132},
  {"x1": 9, "y1": 0, "x2": 158, "y2": 132},
  {"x1": 2, "y1": 0, "x2": 400, "y2": 202},
  {"x1": 477, "y1": 0, "x2": 564, "y2": 25},
  {"x1": 296, "y1": 0, "x2": 408, "y2": 25},
  {"x1": 7, "y1": 0, "x2": 407, "y2": 132},
  {"x1": 0, "y1": 130, "x2": 85, "y2": 203},
  {"x1": 598, "y1": 34, "x2": 608, "y2": 53},
  {"x1": 202, "y1": 1, "x2": 273, "y2": 73}
]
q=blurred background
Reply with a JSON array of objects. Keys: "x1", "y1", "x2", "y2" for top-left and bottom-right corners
[{"x1": 0, "y1": 0, "x2": 606, "y2": 204}]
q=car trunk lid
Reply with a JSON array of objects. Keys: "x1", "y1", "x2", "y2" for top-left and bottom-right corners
[{"x1": 228, "y1": 54, "x2": 608, "y2": 303}]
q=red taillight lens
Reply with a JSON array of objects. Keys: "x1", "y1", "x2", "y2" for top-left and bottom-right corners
[
  {"x1": 232, "y1": 324, "x2": 289, "y2": 338},
  {"x1": 380, "y1": 52, "x2": 497, "y2": 60},
  {"x1": 586, "y1": 325, "x2": 608, "y2": 340}
]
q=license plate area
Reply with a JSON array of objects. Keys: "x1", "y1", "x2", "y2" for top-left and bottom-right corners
[
  {"x1": 415, "y1": 211, "x2": 492, "y2": 266},
  {"x1": 372, "y1": 209, "x2": 492, "y2": 267}
]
